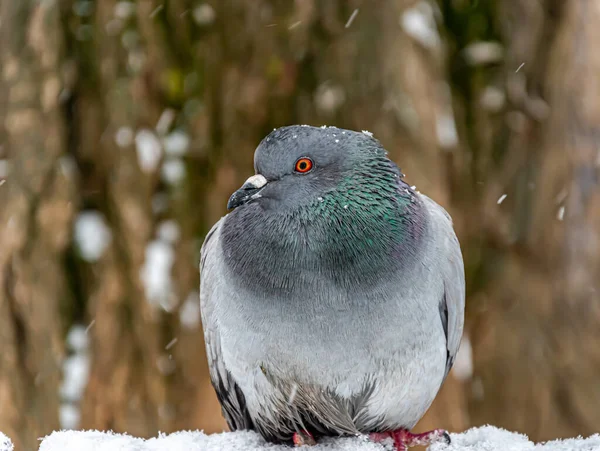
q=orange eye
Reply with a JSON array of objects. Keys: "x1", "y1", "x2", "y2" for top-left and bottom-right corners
[{"x1": 295, "y1": 157, "x2": 313, "y2": 173}]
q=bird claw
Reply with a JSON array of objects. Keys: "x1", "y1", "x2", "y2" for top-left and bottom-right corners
[
  {"x1": 370, "y1": 428, "x2": 450, "y2": 450},
  {"x1": 293, "y1": 430, "x2": 317, "y2": 447}
]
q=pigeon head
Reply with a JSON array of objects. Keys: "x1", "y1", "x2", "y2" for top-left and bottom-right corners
[
  {"x1": 221, "y1": 125, "x2": 426, "y2": 294},
  {"x1": 227, "y1": 125, "x2": 388, "y2": 212}
]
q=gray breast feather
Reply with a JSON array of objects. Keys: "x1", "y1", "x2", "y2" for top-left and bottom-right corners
[
  {"x1": 200, "y1": 196, "x2": 465, "y2": 441},
  {"x1": 200, "y1": 219, "x2": 254, "y2": 432},
  {"x1": 200, "y1": 220, "x2": 387, "y2": 441},
  {"x1": 421, "y1": 194, "x2": 466, "y2": 381}
]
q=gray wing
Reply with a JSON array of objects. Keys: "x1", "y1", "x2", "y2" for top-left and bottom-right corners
[
  {"x1": 422, "y1": 195, "x2": 466, "y2": 381},
  {"x1": 200, "y1": 218, "x2": 254, "y2": 431}
]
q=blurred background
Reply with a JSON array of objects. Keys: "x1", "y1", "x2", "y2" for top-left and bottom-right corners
[{"x1": 1, "y1": 0, "x2": 600, "y2": 450}]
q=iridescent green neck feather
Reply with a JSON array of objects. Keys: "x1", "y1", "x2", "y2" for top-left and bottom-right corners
[{"x1": 222, "y1": 157, "x2": 427, "y2": 295}]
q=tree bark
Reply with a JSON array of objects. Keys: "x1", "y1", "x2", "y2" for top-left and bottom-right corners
[
  {"x1": 0, "y1": 2, "x2": 76, "y2": 450},
  {"x1": 457, "y1": 0, "x2": 600, "y2": 441}
]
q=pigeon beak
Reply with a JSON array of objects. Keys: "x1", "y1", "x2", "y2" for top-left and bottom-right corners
[{"x1": 227, "y1": 174, "x2": 268, "y2": 210}]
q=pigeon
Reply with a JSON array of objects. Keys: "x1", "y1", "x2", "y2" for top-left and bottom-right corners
[{"x1": 200, "y1": 125, "x2": 465, "y2": 451}]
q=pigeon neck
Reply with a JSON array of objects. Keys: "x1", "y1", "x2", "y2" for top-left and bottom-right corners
[
  {"x1": 221, "y1": 166, "x2": 427, "y2": 295},
  {"x1": 309, "y1": 172, "x2": 425, "y2": 259}
]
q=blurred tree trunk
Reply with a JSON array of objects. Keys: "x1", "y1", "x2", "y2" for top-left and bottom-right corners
[
  {"x1": 0, "y1": 2, "x2": 76, "y2": 451},
  {"x1": 447, "y1": 0, "x2": 600, "y2": 441},
  {"x1": 71, "y1": 0, "x2": 225, "y2": 436}
]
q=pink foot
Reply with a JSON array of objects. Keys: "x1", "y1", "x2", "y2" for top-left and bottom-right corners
[
  {"x1": 370, "y1": 428, "x2": 450, "y2": 450},
  {"x1": 293, "y1": 430, "x2": 317, "y2": 447}
]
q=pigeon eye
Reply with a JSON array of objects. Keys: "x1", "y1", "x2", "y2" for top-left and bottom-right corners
[{"x1": 295, "y1": 157, "x2": 313, "y2": 174}]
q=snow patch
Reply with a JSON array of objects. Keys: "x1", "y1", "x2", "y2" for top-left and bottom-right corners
[
  {"x1": 140, "y1": 239, "x2": 175, "y2": 310},
  {"x1": 156, "y1": 354, "x2": 176, "y2": 375},
  {"x1": 114, "y1": 126, "x2": 134, "y2": 148},
  {"x1": 436, "y1": 83, "x2": 459, "y2": 149},
  {"x1": 74, "y1": 211, "x2": 112, "y2": 262},
  {"x1": 60, "y1": 351, "x2": 90, "y2": 402},
  {"x1": 401, "y1": 2, "x2": 440, "y2": 50},
  {"x1": 463, "y1": 42, "x2": 504, "y2": 66},
  {"x1": 315, "y1": 84, "x2": 345, "y2": 114},
  {"x1": 471, "y1": 377, "x2": 485, "y2": 400},
  {"x1": 193, "y1": 4, "x2": 216, "y2": 26},
  {"x1": 157, "y1": 220, "x2": 181, "y2": 244},
  {"x1": 163, "y1": 130, "x2": 190, "y2": 157},
  {"x1": 480, "y1": 86, "x2": 506, "y2": 112},
  {"x1": 59, "y1": 404, "x2": 81, "y2": 431},
  {"x1": 0, "y1": 159, "x2": 9, "y2": 178},
  {"x1": 0, "y1": 433, "x2": 13, "y2": 451},
  {"x1": 452, "y1": 335, "x2": 473, "y2": 382},
  {"x1": 436, "y1": 114, "x2": 458, "y2": 149},
  {"x1": 179, "y1": 291, "x2": 201, "y2": 330},
  {"x1": 36, "y1": 427, "x2": 600, "y2": 451},
  {"x1": 60, "y1": 324, "x2": 91, "y2": 430},
  {"x1": 128, "y1": 51, "x2": 146, "y2": 73},
  {"x1": 135, "y1": 129, "x2": 162, "y2": 173},
  {"x1": 161, "y1": 159, "x2": 186, "y2": 185},
  {"x1": 431, "y1": 425, "x2": 600, "y2": 451},
  {"x1": 66, "y1": 324, "x2": 89, "y2": 353},
  {"x1": 114, "y1": 1, "x2": 136, "y2": 20},
  {"x1": 38, "y1": 430, "x2": 383, "y2": 451}
]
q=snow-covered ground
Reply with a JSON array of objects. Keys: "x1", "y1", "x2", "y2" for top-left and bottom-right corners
[
  {"x1": 1, "y1": 426, "x2": 599, "y2": 451},
  {"x1": 0, "y1": 433, "x2": 12, "y2": 451}
]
